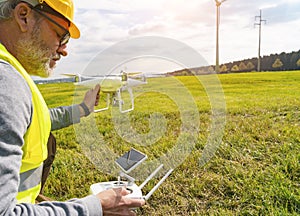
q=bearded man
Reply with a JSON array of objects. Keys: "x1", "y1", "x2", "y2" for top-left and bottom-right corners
[{"x1": 0, "y1": 0, "x2": 145, "y2": 215}]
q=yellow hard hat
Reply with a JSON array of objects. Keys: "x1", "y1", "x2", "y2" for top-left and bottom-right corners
[{"x1": 23, "y1": 0, "x2": 80, "y2": 38}]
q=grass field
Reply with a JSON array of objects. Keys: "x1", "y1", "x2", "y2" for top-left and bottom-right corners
[{"x1": 38, "y1": 71, "x2": 300, "y2": 215}]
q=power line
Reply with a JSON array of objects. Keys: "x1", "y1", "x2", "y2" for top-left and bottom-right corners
[{"x1": 254, "y1": 10, "x2": 266, "y2": 72}]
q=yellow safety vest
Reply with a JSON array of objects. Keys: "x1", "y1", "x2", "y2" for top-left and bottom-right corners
[{"x1": 0, "y1": 44, "x2": 51, "y2": 203}]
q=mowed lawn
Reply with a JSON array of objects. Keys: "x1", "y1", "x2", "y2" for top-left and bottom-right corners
[{"x1": 38, "y1": 71, "x2": 300, "y2": 215}]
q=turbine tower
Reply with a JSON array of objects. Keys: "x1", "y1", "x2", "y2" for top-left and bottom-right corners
[{"x1": 215, "y1": 0, "x2": 227, "y2": 73}]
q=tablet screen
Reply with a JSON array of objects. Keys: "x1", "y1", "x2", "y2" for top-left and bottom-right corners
[{"x1": 116, "y1": 148, "x2": 147, "y2": 173}]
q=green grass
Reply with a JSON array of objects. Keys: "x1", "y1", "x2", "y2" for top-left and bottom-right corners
[{"x1": 38, "y1": 71, "x2": 300, "y2": 215}]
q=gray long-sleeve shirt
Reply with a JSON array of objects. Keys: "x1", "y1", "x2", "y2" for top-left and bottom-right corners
[{"x1": 0, "y1": 60, "x2": 102, "y2": 215}]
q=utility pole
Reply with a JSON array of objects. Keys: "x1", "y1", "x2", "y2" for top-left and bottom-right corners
[
  {"x1": 255, "y1": 10, "x2": 266, "y2": 72},
  {"x1": 215, "y1": 0, "x2": 227, "y2": 73}
]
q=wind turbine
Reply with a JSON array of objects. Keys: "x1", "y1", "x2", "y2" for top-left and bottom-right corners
[{"x1": 215, "y1": 0, "x2": 227, "y2": 73}]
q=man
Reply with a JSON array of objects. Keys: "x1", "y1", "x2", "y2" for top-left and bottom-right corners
[{"x1": 0, "y1": 0, "x2": 145, "y2": 215}]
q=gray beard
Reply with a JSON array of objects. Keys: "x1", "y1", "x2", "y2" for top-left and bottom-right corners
[{"x1": 15, "y1": 24, "x2": 53, "y2": 78}]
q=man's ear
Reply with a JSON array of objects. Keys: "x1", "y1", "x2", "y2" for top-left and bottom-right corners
[{"x1": 13, "y1": 3, "x2": 34, "y2": 33}]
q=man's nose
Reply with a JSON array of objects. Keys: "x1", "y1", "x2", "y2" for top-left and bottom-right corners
[{"x1": 57, "y1": 44, "x2": 68, "y2": 57}]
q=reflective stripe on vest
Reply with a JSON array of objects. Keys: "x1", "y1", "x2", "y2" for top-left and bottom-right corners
[
  {"x1": 0, "y1": 44, "x2": 51, "y2": 204},
  {"x1": 18, "y1": 164, "x2": 43, "y2": 192}
]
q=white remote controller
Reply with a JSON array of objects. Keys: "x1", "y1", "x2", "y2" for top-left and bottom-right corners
[
  {"x1": 90, "y1": 181, "x2": 144, "y2": 199},
  {"x1": 90, "y1": 149, "x2": 173, "y2": 201}
]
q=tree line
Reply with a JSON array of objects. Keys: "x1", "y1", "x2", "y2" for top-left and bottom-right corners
[{"x1": 168, "y1": 49, "x2": 300, "y2": 76}]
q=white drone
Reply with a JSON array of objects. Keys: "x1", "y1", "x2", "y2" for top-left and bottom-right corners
[{"x1": 65, "y1": 71, "x2": 147, "y2": 113}]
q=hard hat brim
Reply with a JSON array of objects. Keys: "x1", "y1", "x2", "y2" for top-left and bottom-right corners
[
  {"x1": 69, "y1": 22, "x2": 80, "y2": 39},
  {"x1": 43, "y1": 0, "x2": 80, "y2": 39}
]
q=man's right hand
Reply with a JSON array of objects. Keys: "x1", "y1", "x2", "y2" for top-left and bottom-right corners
[{"x1": 96, "y1": 187, "x2": 145, "y2": 216}]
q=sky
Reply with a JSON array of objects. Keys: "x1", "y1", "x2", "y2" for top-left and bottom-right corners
[{"x1": 53, "y1": 0, "x2": 300, "y2": 77}]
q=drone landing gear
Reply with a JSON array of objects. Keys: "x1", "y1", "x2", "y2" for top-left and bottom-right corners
[{"x1": 94, "y1": 88, "x2": 134, "y2": 113}]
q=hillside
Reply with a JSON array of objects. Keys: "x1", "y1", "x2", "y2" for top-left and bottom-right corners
[{"x1": 168, "y1": 50, "x2": 300, "y2": 76}]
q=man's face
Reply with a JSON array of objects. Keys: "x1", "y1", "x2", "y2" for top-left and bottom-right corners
[{"x1": 15, "y1": 9, "x2": 69, "y2": 78}]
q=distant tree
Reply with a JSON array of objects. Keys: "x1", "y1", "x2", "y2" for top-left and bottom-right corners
[
  {"x1": 291, "y1": 52, "x2": 300, "y2": 70},
  {"x1": 263, "y1": 54, "x2": 276, "y2": 71},
  {"x1": 297, "y1": 58, "x2": 300, "y2": 67},
  {"x1": 272, "y1": 58, "x2": 283, "y2": 69},
  {"x1": 208, "y1": 66, "x2": 215, "y2": 73},
  {"x1": 220, "y1": 64, "x2": 228, "y2": 73},
  {"x1": 231, "y1": 65, "x2": 239, "y2": 72},
  {"x1": 246, "y1": 61, "x2": 255, "y2": 71},
  {"x1": 199, "y1": 69, "x2": 204, "y2": 75},
  {"x1": 239, "y1": 62, "x2": 247, "y2": 72},
  {"x1": 182, "y1": 70, "x2": 189, "y2": 76},
  {"x1": 279, "y1": 52, "x2": 288, "y2": 70}
]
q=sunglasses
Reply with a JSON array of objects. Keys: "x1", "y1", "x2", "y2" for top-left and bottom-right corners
[{"x1": 31, "y1": 5, "x2": 70, "y2": 46}]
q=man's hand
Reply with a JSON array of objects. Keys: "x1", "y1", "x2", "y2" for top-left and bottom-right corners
[
  {"x1": 79, "y1": 84, "x2": 100, "y2": 117},
  {"x1": 96, "y1": 187, "x2": 145, "y2": 216}
]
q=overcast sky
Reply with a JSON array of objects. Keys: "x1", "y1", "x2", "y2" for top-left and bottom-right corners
[{"x1": 53, "y1": 0, "x2": 300, "y2": 76}]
